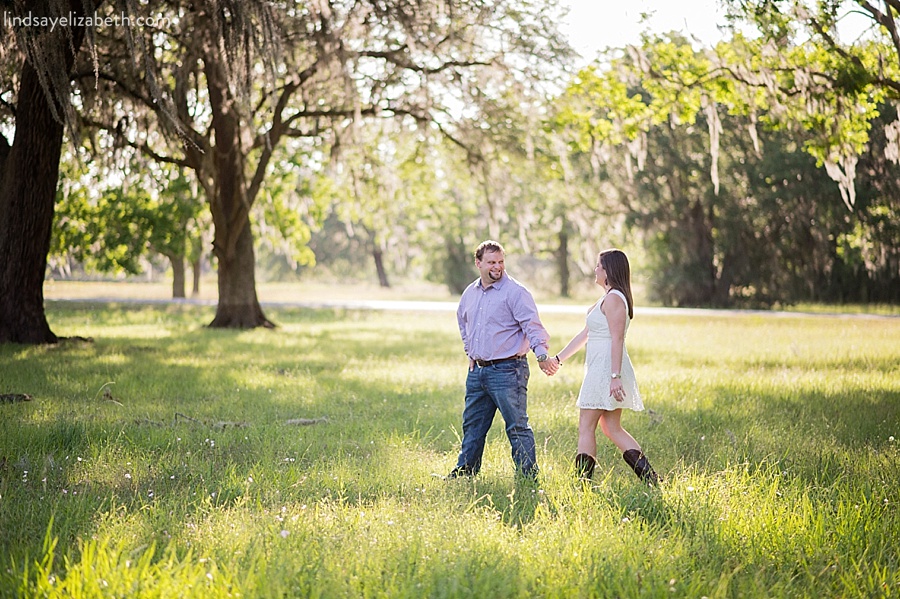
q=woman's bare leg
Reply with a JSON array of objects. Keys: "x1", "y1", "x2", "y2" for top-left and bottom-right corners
[
  {"x1": 598, "y1": 409, "x2": 641, "y2": 453},
  {"x1": 577, "y1": 409, "x2": 602, "y2": 456}
]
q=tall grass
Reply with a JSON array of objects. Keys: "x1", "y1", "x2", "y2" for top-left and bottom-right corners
[{"x1": 1, "y1": 302, "x2": 898, "y2": 597}]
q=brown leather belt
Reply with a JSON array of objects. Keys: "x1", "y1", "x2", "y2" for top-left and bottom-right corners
[{"x1": 474, "y1": 355, "x2": 524, "y2": 368}]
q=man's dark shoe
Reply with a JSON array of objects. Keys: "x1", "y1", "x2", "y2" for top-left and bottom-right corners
[
  {"x1": 446, "y1": 465, "x2": 476, "y2": 479},
  {"x1": 516, "y1": 465, "x2": 539, "y2": 483},
  {"x1": 523, "y1": 471, "x2": 539, "y2": 484}
]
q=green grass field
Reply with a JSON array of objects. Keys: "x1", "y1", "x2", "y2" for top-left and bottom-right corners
[{"x1": 1, "y1": 302, "x2": 898, "y2": 598}]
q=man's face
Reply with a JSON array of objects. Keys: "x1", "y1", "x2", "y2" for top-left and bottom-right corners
[{"x1": 476, "y1": 250, "x2": 505, "y2": 285}]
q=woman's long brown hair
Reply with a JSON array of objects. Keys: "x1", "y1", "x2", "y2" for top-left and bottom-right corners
[{"x1": 600, "y1": 249, "x2": 634, "y2": 319}]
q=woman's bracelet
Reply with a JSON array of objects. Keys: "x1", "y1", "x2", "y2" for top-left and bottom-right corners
[{"x1": 555, "y1": 355, "x2": 562, "y2": 364}]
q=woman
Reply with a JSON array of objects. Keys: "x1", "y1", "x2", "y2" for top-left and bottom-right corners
[{"x1": 551, "y1": 249, "x2": 659, "y2": 485}]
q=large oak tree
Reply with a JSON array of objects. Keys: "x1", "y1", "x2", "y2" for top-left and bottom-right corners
[
  {"x1": 77, "y1": 0, "x2": 571, "y2": 328},
  {"x1": 0, "y1": 0, "x2": 102, "y2": 343}
]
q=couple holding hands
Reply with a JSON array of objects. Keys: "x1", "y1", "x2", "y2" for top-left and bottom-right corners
[{"x1": 447, "y1": 240, "x2": 659, "y2": 485}]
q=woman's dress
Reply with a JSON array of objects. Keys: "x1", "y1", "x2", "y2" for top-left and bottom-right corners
[{"x1": 575, "y1": 289, "x2": 644, "y2": 411}]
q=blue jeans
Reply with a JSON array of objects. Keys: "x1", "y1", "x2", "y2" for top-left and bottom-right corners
[{"x1": 455, "y1": 357, "x2": 537, "y2": 476}]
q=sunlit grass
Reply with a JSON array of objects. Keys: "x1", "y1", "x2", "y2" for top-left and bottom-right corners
[{"x1": 1, "y1": 303, "x2": 898, "y2": 597}]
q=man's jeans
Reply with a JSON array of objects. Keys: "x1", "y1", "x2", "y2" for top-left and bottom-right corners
[{"x1": 455, "y1": 357, "x2": 537, "y2": 476}]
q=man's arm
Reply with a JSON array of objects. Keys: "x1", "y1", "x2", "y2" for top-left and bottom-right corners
[
  {"x1": 508, "y1": 288, "x2": 559, "y2": 375},
  {"x1": 458, "y1": 289, "x2": 477, "y2": 371},
  {"x1": 509, "y1": 290, "x2": 549, "y2": 355},
  {"x1": 457, "y1": 286, "x2": 472, "y2": 356},
  {"x1": 456, "y1": 302, "x2": 469, "y2": 355}
]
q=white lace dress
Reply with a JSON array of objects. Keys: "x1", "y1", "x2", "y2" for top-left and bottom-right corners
[{"x1": 575, "y1": 290, "x2": 644, "y2": 411}]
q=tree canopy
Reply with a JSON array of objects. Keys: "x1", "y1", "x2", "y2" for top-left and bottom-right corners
[{"x1": 2, "y1": 1, "x2": 898, "y2": 346}]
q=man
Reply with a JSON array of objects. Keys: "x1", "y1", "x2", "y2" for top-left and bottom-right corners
[{"x1": 448, "y1": 240, "x2": 558, "y2": 480}]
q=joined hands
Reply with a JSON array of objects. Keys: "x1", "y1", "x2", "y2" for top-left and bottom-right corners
[{"x1": 539, "y1": 356, "x2": 560, "y2": 376}]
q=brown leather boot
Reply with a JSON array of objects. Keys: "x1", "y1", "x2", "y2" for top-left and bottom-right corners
[
  {"x1": 574, "y1": 453, "x2": 596, "y2": 481},
  {"x1": 623, "y1": 449, "x2": 660, "y2": 485}
]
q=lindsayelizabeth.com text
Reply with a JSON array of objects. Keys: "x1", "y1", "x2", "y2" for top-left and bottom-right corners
[{"x1": 4, "y1": 11, "x2": 171, "y2": 33}]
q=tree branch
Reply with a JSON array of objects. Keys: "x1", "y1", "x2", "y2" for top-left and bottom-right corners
[
  {"x1": 252, "y1": 58, "x2": 323, "y2": 118},
  {"x1": 72, "y1": 70, "x2": 208, "y2": 155},
  {"x1": 81, "y1": 117, "x2": 191, "y2": 168},
  {"x1": 809, "y1": 14, "x2": 868, "y2": 67},
  {"x1": 281, "y1": 127, "x2": 324, "y2": 138},
  {"x1": 858, "y1": 0, "x2": 900, "y2": 58},
  {"x1": 807, "y1": 11, "x2": 900, "y2": 94},
  {"x1": 129, "y1": 141, "x2": 191, "y2": 169},
  {"x1": 358, "y1": 49, "x2": 492, "y2": 73},
  {"x1": 409, "y1": 105, "x2": 483, "y2": 160},
  {"x1": 872, "y1": 73, "x2": 900, "y2": 94},
  {"x1": 71, "y1": 70, "x2": 154, "y2": 107},
  {"x1": 246, "y1": 59, "x2": 326, "y2": 204}
]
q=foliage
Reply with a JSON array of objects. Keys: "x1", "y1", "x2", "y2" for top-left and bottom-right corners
[
  {"x1": 721, "y1": 1, "x2": 900, "y2": 197},
  {"x1": 51, "y1": 185, "x2": 152, "y2": 276},
  {"x1": 0, "y1": 304, "x2": 898, "y2": 596},
  {"x1": 252, "y1": 141, "x2": 331, "y2": 278},
  {"x1": 51, "y1": 157, "x2": 206, "y2": 281},
  {"x1": 8, "y1": 0, "x2": 900, "y2": 325},
  {"x1": 54, "y1": 0, "x2": 572, "y2": 326},
  {"x1": 548, "y1": 27, "x2": 900, "y2": 307}
]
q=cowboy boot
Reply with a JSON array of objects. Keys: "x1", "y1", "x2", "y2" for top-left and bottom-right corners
[
  {"x1": 574, "y1": 453, "x2": 596, "y2": 481},
  {"x1": 623, "y1": 449, "x2": 660, "y2": 485}
]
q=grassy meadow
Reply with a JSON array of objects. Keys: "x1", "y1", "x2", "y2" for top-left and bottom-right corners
[{"x1": 1, "y1": 301, "x2": 898, "y2": 597}]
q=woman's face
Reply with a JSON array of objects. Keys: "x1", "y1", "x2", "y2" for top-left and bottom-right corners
[{"x1": 594, "y1": 256, "x2": 607, "y2": 287}]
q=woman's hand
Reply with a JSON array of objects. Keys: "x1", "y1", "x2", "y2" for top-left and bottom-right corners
[{"x1": 610, "y1": 378, "x2": 625, "y2": 402}]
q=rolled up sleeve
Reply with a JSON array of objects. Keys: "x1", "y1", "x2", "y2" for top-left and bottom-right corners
[{"x1": 510, "y1": 288, "x2": 550, "y2": 356}]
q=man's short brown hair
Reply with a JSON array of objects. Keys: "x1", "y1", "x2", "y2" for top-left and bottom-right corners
[{"x1": 475, "y1": 240, "x2": 505, "y2": 261}]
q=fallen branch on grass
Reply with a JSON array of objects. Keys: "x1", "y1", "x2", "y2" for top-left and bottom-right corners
[
  {"x1": 174, "y1": 412, "x2": 249, "y2": 429},
  {"x1": 131, "y1": 413, "x2": 328, "y2": 429},
  {"x1": 0, "y1": 393, "x2": 33, "y2": 404},
  {"x1": 285, "y1": 417, "x2": 328, "y2": 426}
]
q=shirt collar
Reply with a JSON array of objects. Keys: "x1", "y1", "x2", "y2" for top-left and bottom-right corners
[{"x1": 477, "y1": 272, "x2": 508, "y2": 290}]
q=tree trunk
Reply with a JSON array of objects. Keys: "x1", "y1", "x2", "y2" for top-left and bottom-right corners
[
  {"x1": 0, "y1": 3, "x2": 88, "y2": 343},
  {"x1": 445, "y1": 234, "x2": 473, "y2": 295},
  {"x1": 204, "y1": 41, "x2": 272, "y2": 329},
  {"x1": 373, "y1": 246, "x2": 390, "y2": 288},
  {"x1": 192, "y1": 256, "x2": 202, "y2": 297},
  {"x1": 481, "y1": 161, "x2": 500, "y2": 240},
  {"x1": 0, "y1": 136, "x2": 9, "y2": 176},
  {"x1": 557, "y1": 224, "x2": 570, "y2": 298},
  {"x1": 170, "y1": 255, "x2": 186, "y2": 298},
  {"x1": 210, "y1": 223, "x2": 273, "y2": 327},
  {"x1": 0, "y1": 61, "x2": 61, "y2": 344},
  {"x1": 685, "y1": 198, "x2": 716, "y2": 305},
  {"x1": 714, "y1": 252, "x2": 735, "y2": 307}
]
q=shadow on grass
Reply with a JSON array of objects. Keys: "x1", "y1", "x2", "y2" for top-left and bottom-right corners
[
  {"x1": 0, "y1": 306, "x2": 472, "y2": 564},
  {"x1": 620, "y1": 381, "x2": 899, "y2": 490}
]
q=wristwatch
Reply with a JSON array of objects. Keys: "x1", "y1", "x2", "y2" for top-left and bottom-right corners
[
  {"x1": 610, "y1": 372, "x2": 621, "y2": 379},
  {"x1": 536, "y1": 354, "x2": 549, "y2": 362}
]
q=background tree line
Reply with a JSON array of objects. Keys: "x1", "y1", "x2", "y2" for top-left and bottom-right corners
[{"x1": 2, "y1": 0, "x2": 899, "y2": 344}]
